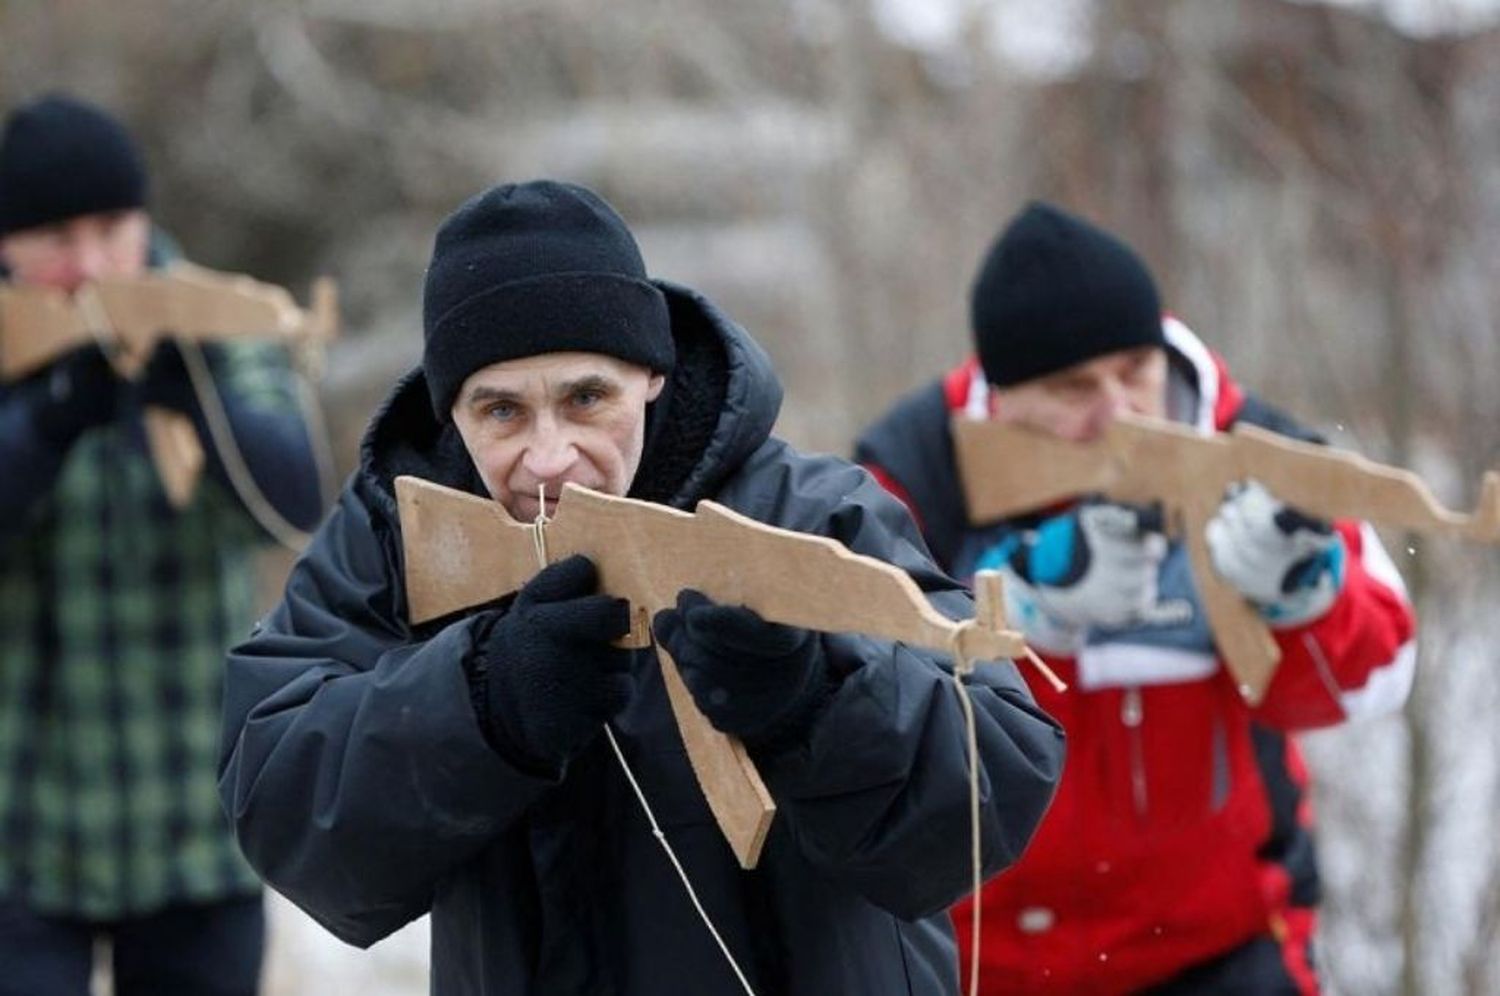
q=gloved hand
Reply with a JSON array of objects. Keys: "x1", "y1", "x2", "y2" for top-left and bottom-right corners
[
  {"x1": 133, "y1": 338, "x2": 200, "y2": 416},
  {"x1": 983, "y1": 500, "x2": 1168, "y2": 635},
  {"x1": 652, "y1": 589, "x2": 831, "y2": 750},
  {"x1": 468, "y1": 554, "x2": 637, "y2": 771},
  {"x1": 24, "y1": 344, "x2": 120, "y2": 448},
  {"x1": 1206, "y1": 480, "x2": 1345, "y2": 626}
]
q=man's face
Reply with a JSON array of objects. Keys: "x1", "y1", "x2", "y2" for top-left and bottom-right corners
[
  {"x1": 451, "y1": 351, "x2": 666, "y2": 521},
  {"x1": 0, "y1": 209, "x2": 150, "y2": 292},
  {"x1": 991, "y1": 345, "x2": 1167, "y2": 442}
]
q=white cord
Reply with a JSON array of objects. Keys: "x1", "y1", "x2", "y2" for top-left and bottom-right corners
[
  {"x1": 179, "y1": 337, "x2": 336, "y2": 553},
  {"x1": 602, "y1": 725, "x2": 758, "y2": 996},
  {"x1": 951, "y1": 666, "x2": 985, "y2": 996},
  {"x1": 74, "y1": 283, "x2": 335, "y2": 553},
  {"x1": 524, "y1": 491, "x2": 756, "y2": 995}
]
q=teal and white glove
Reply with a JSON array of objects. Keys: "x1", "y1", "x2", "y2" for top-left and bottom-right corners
[
  {"x1": 1205, "y1": 480, "x2": 1345, "y2": 626},
  {"x1": 978, "y1": 501, "x2": 1168, "y2": 652}
]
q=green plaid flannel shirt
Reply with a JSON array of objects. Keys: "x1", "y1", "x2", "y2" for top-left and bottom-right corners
[{"x1": 0, "y1": 340, "x2": 298, "y2": 919}]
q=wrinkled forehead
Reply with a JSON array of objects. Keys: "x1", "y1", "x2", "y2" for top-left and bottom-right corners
[{"x1": 457, "y1": 350, "x2": 652, "y2": 399}]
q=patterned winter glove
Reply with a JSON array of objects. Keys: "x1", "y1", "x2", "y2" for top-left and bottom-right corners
[
  {"x1": 27, "y1": 343, "x2": 120, "y2": 447},
  {"x1": 977, "y1": 500, "x2": 1168, "y2": 649},
  {"x1": 652, "y1": 589, "x2": 832, "y2": 751},
  {"x1": 133, "y1": 338, "x2": 201, "y2": 416},
  {"x1": 467, "y1": 554, "x2": 638, "y2": 772},
  {"x1": 1206, "y1": 480, "x2": 1345, "y2": 627}
]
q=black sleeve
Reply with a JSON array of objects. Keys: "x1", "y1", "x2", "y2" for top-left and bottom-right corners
[
  {"x1": 0, "y1": 382, "x2": 71, "y2": 537},
  {"x1": 1231, "y1": 394, "x2": 1327, "y2": 445},
  {"x1": 218, "y1": 488, "x2": 559, "y2": 946},
  {"x1": 716, "y1": 447, "x2": 1066, "y2": 919}
]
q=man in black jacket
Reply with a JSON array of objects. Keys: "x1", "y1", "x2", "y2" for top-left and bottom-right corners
[{"x1": 218, "y1": 179, "x2": 1065, "y2": 995}]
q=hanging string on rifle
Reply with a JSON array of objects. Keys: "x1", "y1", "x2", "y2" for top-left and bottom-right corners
[
  {"x1": 950, "y1": 652, "x2": 985, "y2": 996},
  {"x1": 525, "y1": 484, "x2": 757, "y2": 996},
  {"x1": 288, "y1": 342, "x2": 341, "y2": 520},
  {"x1": 74, "y1": 280, "x2": 339, "y2": 554},
  {"x1": 530, "y1": 483, "x2": 550, "y2": 566},
  {"x1": 178, "y1": 336, "x2": 329, "y2": 553},
  {"x1": 76, "y1": 284, "x2": 126, "y2": 370}
]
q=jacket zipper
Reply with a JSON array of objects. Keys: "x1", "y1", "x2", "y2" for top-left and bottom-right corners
[{"x1": 1121, "y1": 686, "x2": 1148, "y2": 818}]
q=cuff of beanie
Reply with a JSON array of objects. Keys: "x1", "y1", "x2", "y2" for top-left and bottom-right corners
[{"x1": 423, "y1": 272, "x2": 674, "y2": 420}]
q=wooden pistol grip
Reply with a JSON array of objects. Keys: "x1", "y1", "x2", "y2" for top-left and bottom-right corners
[
  {"x1": 144, "y1": 407, "x2": 205, "y2": 509},
  {"x1": 652, "y1": 637, "x2": 776, "y2": 870},
  {"x1": 1181, "y1": 497, "x2": 1281, "y2": 704}
]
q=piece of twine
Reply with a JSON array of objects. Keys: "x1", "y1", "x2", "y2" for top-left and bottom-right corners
[
  {"x1": 949, "y1": 653, "x2": 986, "y2": 996},
  {"x1": 526, "y1": 484, "x2": 757, "y2": 996},
  {"x1": 75, "y1": 283, "x2": 338, "y2": 553},
  {"x1": 179, "y1": 337, "x2": 335, "y2": 551}
]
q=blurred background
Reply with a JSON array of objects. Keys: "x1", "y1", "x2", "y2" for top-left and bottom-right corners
[{"x1": 4, "y1": 0, "x2": 1499, "y2": 992}]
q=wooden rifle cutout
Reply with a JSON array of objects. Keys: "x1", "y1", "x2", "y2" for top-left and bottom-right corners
[
  {"x1": 0, "y1": 262, "x2": 339, "y2": 507},
  {"x1": 952, "y1": 411, "x2": 1500, "y2": 703},
  {"x1": 395, "y1": 475, "x2": 1026, "y2": 869}
]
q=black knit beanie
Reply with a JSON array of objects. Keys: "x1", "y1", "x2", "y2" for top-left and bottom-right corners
[
  {"x1": 0, "y1": 94, "x2": 148, "y2": 236},
  {"x1": 422, "y1": 180, "x2": 675, "y2": 420},
  {"x1": 970, "y1": 201, "x2": 1164, "y2": 387}
]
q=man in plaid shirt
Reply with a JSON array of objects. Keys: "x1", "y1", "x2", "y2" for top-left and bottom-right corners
[{"x1": 0, "y1": 94, "x2": 325, "y2": 994}]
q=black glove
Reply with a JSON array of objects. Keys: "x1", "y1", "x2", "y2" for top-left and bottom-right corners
[
  {"x1": 467, "y1": 554, "x2": 636, "y2": 771},
  {"x1": 652, "y1": 589, "x2": 831, "y2": 750},
  {"x1": 133, "y1": 338, "x2": 200, "y2": 416},
  {"x1": 28, "y1": 343, "x2": 120, "y2": 447}
]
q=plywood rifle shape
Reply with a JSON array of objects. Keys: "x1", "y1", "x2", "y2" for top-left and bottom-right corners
[
  {"x1": 396, "y1": 475, "x2": 1027, "y2": 870},
  {"x1": 952, "y1": 411, "x2": 1500, "y2": 704},
  {"x1": 0, "y1": 262, "x2": 339, "y2": 507}
]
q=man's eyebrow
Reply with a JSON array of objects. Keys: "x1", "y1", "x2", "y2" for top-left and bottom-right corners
[
  {"x1": 463, "y1": 384, "x2": 524, "y2": 407},
  {"x1": 558, "y1": 374, "x2": 618, "y2": 397}
]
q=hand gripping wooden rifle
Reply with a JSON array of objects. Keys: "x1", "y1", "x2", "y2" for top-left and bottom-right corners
[
  {"x1": 952, "y1": 411, "x2": 1500, "y2": 703},
  {"x1": 395, "y1": 475, "x2": 1027, "y2": 869},
  {"x1": 0, "y1": 262, "x2": 338, "y2": 507}
]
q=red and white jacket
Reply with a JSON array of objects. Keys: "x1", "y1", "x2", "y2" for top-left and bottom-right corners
[{"x1": 854, "y1": 320, "x2": 1416, "y2": 993}]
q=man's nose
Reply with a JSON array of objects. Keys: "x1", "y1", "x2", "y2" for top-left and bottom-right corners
[
  {"x1": 1099, "y1": 376, "x2": 1132, "y2": 415},
  {"x1": 61, "y1": 239, "x2": 109, "y2": 292},
  {"x1": 521, "y1": 426, "x2": 579, "y2": 481},
  {"x1": 1079, "y1": 380, "x2": 1129, "y2": 439}
]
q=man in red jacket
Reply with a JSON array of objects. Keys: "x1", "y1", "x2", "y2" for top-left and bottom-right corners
[{"x1": 856, "y1": 201, "x2": 1416, "y2": 993}]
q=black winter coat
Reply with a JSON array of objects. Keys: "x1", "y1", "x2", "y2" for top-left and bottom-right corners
[{"x1": 218, "y1": 282, "x2": 1064, "y2": 995}]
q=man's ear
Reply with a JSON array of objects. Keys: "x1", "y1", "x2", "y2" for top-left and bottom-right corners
[{"x1": 646, "y1": 372, "x2": 666, "y2": 402}]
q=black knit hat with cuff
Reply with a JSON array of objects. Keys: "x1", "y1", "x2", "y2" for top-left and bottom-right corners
[
  {"x1": 0, "y1": 94, "x2": 148, "y2": 236},
  {"x1": 970, "y1": 201, "x2": 1164, "y2": 387},
  {"x1": 422, "y1": 180, "x2": 675, "y2": 421}
]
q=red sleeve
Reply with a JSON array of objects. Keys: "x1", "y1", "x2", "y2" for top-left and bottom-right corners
[{"x1": 1252, "y1": 521, "x2": 1416, "y2": 730}]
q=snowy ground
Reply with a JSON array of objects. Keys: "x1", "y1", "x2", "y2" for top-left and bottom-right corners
[{"x1": 264, "y1": 896, "x2": 428, "y2": 996}]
